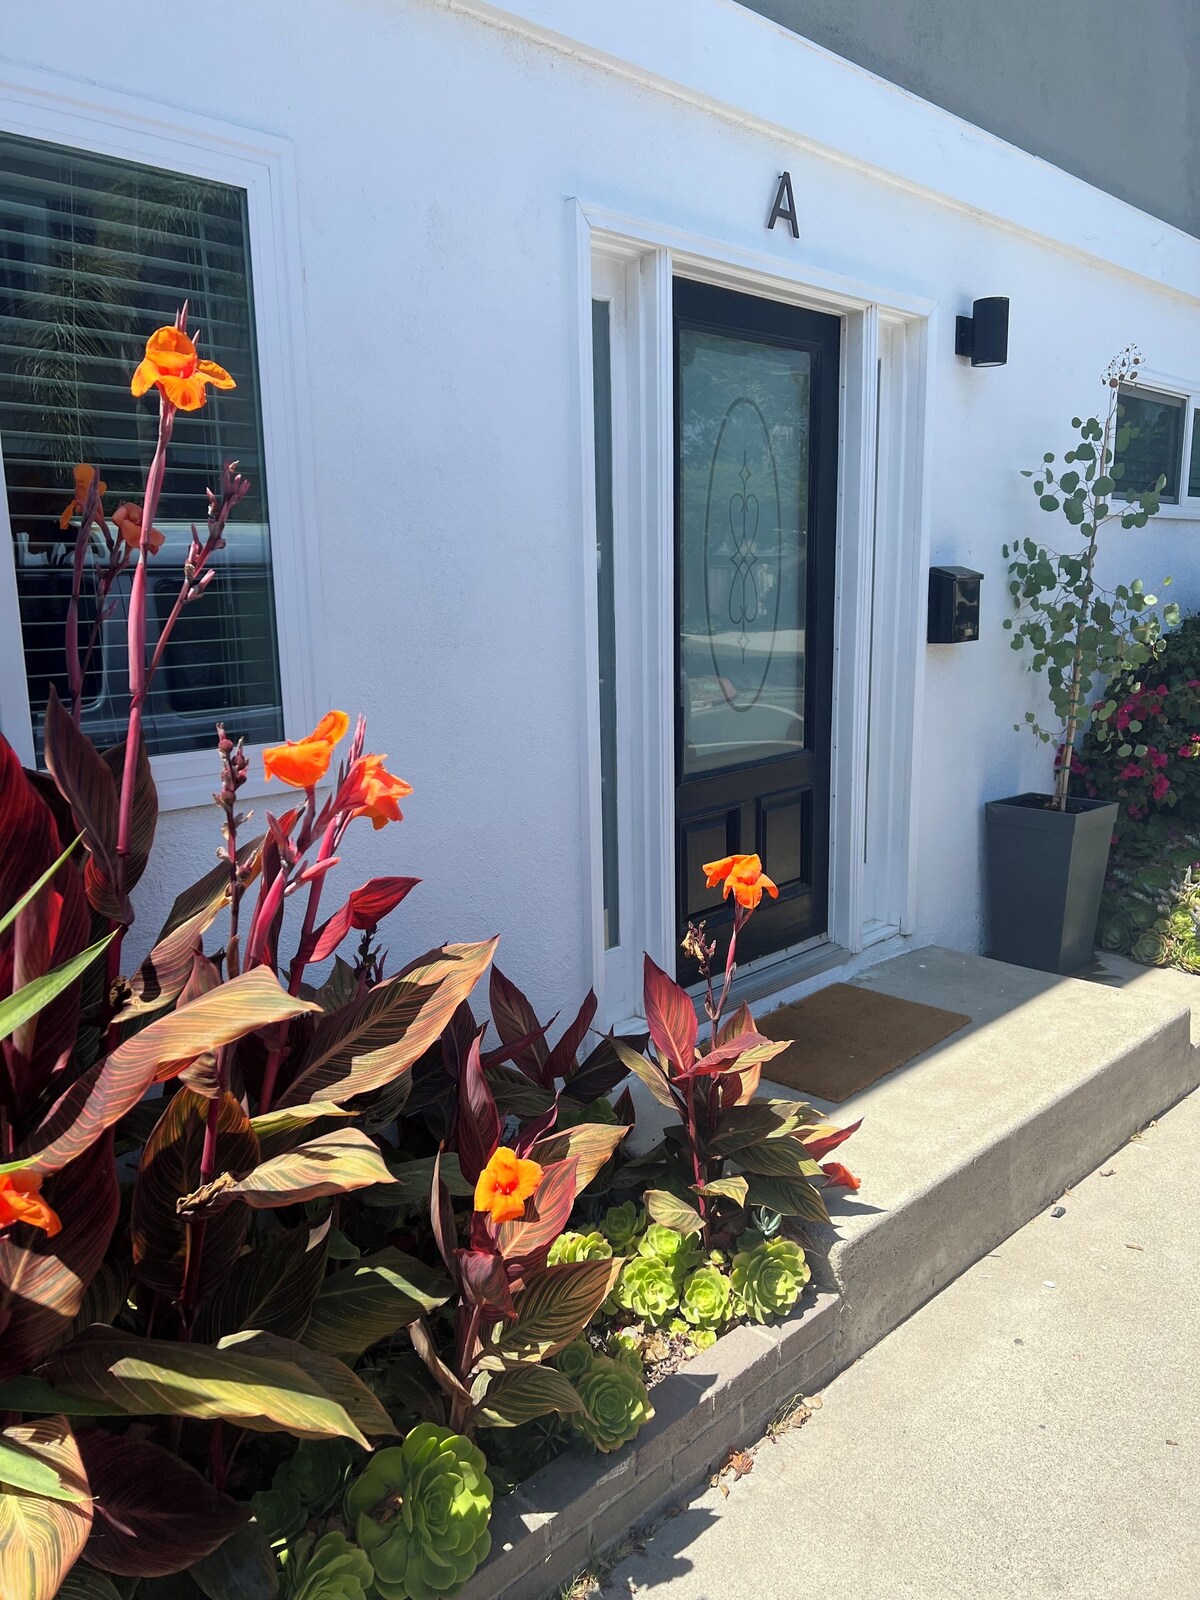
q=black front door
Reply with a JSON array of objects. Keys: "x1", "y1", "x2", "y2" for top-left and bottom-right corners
[{"x1": 674, "y1": 279, "x2": 840, "y2": 972}]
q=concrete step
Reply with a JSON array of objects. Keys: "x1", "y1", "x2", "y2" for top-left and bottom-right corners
[
  {"x1": 465, "y1": 945, "x2": 1200, "y2": 1600},
  {"x1": 776, "y1": 946, "x2": 1199, "y2": 1371}
]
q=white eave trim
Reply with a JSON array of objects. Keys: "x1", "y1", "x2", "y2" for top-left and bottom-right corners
[{"x1": 445, "y1": 0, "x2": 1200, "y2": 305}]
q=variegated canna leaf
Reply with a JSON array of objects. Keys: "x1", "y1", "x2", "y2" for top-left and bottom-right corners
[
  {"x1": 280, "y1": 938, "x2": 498, "y2": 1108},
  {"x1": 193, "y1": 1219, "x2": 330, "y2": 1344},
  {"x1": 302, "y1": 1248, "x2": 453, "y2": 1357},
  {"x1": 527, "y1": 1121, "x2": 628, "y2": 1189},
  {"x1": 42, "y1": 1328, "x2": 373, "y2": 1446},
  {"x1": 130, "y1": 1090, "x2": 258, "y2": 1299},
  {"x1": 217, "y1": 1330, "x2": 394, "y2": 1438},
  {"x1": 471, "y1": 1364, "x2": 583, "y2": 1428},
  {"x1": 13, "y1": 970, "x2": 319, "y2": 1177},
  {"x1": 177, "y1": 1127, "x2": 393, "y2": 1215},
  {"x1": 0, "y1": 1416, "x2": 92, "y2": 1600},
  {"x1": 486, "y1": 1258, "x2": 619, "y2": 1367},
  {"x1": 0, "y1": 1136, "x2": 119, "y2": 1382}
]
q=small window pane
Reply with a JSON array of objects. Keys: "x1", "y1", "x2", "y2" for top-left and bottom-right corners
[
  {"x1": 592, "y1": 299, "x2": 619, "y2": 949},
  {"x1": 0, "y1": 130, "x2": 284, "y2": 759},
  {"x1": 1189, "y1": 409, "x2": 1200, "y2": 499},
  {"x1": 1114, "y1": 385, "x2": 1185, "y2": 504}
]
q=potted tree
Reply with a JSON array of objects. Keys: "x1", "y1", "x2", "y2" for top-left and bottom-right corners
[{"x1": 989, "y1": 346, "x2": 1179, "y2": 973}]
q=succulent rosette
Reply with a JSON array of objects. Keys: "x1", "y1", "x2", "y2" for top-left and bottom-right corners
[
  {"x1": 731, "y1": 1237, "x2": 811, "y2": 1323},
  {"x1": 345, "y1": 1425, "x2": 493, "y2": 1600},
  {"x1": 638, "y1": 1224, "x2": 701, "y2": 1279},
  {"x1": 691, "y1": 1328, "x2": 718, "y2": 1352},
  {"x1": 274, "y1": 1438, "x2": 358, "y2": 1515},
  {"x1": 615, "y1": 1253, "x2": 680, "y2": 1327},
  {"x1": 680, "y1": 1263, "x2": 732, "y2": 1330},
  {"x1": 546, "y1": 1229, "x2": 614, "y2": 1265},
  {"x1": 607, "y1": 1329, "x2": 645, "y2": 1372},
  {"x1": 600, "y1": 1200, "x2": 646, "y2": 1251},
  {"x1": 250, "y1": 1485, "x2": 306, "y2": 1547},
  {"x1": 283, "y1": 1531, "x2": 376, "y2": 1600},
  {"x1": 572, "y1": 1354, "x2": 655, "y2": 1453},
  {"x1": 555, "y1": 1337, "x2": 597, "y2": 1385}
]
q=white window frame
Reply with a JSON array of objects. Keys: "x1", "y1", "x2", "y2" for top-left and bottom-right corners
[
  {"x1": 574, "y1": 201, "x2": 936, "y2": 1027},
  {"x1": 1115, "y1": 366, "x2": 1200, "y2": 519},
  {"x1": 0, "y1": 66, "x2": 323, "y2": 809}
]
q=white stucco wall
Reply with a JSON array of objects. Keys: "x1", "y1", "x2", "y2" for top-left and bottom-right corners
[{"x1": 4, "y1": 0, "x2": 1200, "y2": 1015}]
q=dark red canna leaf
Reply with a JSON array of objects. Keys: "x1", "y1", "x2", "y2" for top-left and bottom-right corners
[
  {"x1": 643, "y1": 953, "x2": 697, "y2": 1075},
  {"x1": 489, "y1": 966, "x2": 551, "y2": 1083},
  {"x1": 456, "y1": 1246, "x2": 515, "y2": 1319},
  {"x1": 0, "y1": 737, "x2": 89, "y2": 1124},
  {"x1": 454, "y1": 1035, "x2": 501, "y2": 1187},
  {"x1": 542, "y1": 990, "x2": 598, "y2": 1087},
  {"x1": 78, "y1": 1430, "x2": 248, "y2": 1576},
  {"x1": 309, "y1": 876, "x2": 420, "y2": 964},
  {"x1": 0, "y1": 1133, "x2": 119, "y2": 1381},
  {"x1": 799, "y1": 1118, "x2": 863, "y2": 1160},
  {"x1": 42, "y1": 687, "x2": 126, "y2": 922},
  {"x1": 100, "y1": 731, "x2": 158, "y2": 898}
]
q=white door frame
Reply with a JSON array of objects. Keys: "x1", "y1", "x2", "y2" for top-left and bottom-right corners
[{"x1": 574, "y1": 201, "x2": 937, "y2": 1026}]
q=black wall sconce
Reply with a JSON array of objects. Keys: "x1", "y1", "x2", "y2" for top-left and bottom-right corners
[
  {"x1": 955, "y1": 296, "x2": 1009, "y2": 367},
  {"x1": 928, "y1": 566, "x2": 983, "y2": 643}
]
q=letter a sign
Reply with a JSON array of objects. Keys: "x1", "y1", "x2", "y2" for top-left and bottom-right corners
[{"x1": 767, "y1": 171, "x2": 799, "y2": 238}]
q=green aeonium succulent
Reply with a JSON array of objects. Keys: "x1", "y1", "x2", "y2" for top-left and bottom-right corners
[
  {"x1": 274, "y1": 1439, "x2": 358, "y2": 1516},
  {"x1": 282, "y1": 1531, "x2": 375, "y2": 1600},
  {"x1": 638, "y1": 1224, "x2": 701, "y2": 1278},
  {"x1": 572, "y1": 1355, "x2": 655, "y2": 1453},
  {"x1": 691, "y1": 1328, "x2": 718, "y2": 1352},
  {"x1": 547, "y1": 1230, "x2": 613, "y2": 1265},
  {"x1": 731, "y1": 1237, "x2": 811, "y2": 1324},
  {"x1": 251, "y1": 1485, "x2": 306, "y2": 1547},
  {"x1": 345, "y1": 1425, "x2": 492, "y2": 1600},
  {"x1": 680, "y1": 1263, "x2": 732, "y2": 1330},
  {"x1": 600, "y1": 1200, "x2": 646, "y2": 1251},
  {"x1": 607, "y1": 1329, "x2": 645, "y2": 1373},
  {"x1": 555, "y1": 1338, "x2": 596, "y2": 1386},
  {"x1": 614, "y1": 1253, "x2": 680, "y2": 1327}
]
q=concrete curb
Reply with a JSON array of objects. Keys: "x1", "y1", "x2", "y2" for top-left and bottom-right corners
[
  {"x1": 457, "y1": 1291, "x2": 841, "y2": 1600},
  {"x1": 459, "y1": 950, "x2": 1200, "y2": 1600}
]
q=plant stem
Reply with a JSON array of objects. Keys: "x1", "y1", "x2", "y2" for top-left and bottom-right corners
[
  {"x1": 287, "y1": 818, "x2": 339, "y2": 996},
  {"x1": 115, "y1": 396, "x2": 176, "y2": 908}
]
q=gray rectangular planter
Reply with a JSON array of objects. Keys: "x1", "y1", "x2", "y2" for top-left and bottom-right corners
[{"x1": 985, "y1": 793, "x2": 1118, "y2": 974}]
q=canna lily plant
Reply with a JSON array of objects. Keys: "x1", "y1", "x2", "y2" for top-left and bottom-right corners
[
  {"x1": 0, "y1": 312, "x2": 498, "y2": 1599},
  {"x1": 612, "y1": 852, "x2": 860, "y2": 1250}
]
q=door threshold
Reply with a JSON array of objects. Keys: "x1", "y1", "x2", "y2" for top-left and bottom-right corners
[{"x1": 688, "y1": 936, "x2": 852, "y2": 1014}]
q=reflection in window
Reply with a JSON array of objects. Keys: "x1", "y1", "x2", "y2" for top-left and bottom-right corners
[
  {"x1": 592, "y1": 300, "x2": 619, "y2": 948},
  {"x1": 0, "y1": 130, "x2": 283, "y2": 759},
  {"x1": 1114, "y1": 385, "x2": 1185, "y2": 504}
]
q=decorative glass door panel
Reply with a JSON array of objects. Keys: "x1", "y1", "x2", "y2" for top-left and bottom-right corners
[{"x1": 674, "y1": 281, "x2": 839, "y2": 971}]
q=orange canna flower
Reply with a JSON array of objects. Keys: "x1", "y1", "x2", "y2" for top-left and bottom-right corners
[
  {"x1": 113, "y1": 501, "x2": 165, "y2": 555},
  {"x1": 131, "y1": 326, "x2": 236, "y2": 412},
  {"x1": 702, "y1": 853, "x2": 779, "y2": 911},
  {"x1": 473, "y1": 1146, "x2": 544, "y2": 1224},
  {"x1": 263, "y1": 710, "x2": 350, "y2": 789},
  {"x1": 0, "y1": 1170, "x2": 62, "y2": 1237},
  {"x1": 59, "y1": 463, "x2": 108, "y2": 530},
  {"x1": 821, "y1": 1162, "x2": 861, "y2": 1192},
  {"x1": 346, "y1": 753, "x2": 413, "y2": 830}
]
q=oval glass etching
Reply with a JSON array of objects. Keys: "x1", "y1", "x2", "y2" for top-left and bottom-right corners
[
  {"x1": 678, "y1": 326, "x2": 811, "y2": 776},
  {"x1": 703, "y1": 396, "x2": 782, "y2": 707}
]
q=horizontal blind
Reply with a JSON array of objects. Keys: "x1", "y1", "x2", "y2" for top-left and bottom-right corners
[{"x1": 0, "y1": 130, "x2": 283, "y2": 759}]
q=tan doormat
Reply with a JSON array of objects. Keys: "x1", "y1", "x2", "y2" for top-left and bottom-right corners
[{"x1": 757, "y1": 983, "x2": 972, "y2": 1103}]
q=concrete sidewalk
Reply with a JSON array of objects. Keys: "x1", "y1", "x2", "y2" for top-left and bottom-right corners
[{"x1": 600, "y1": 1090, "x2": 1200, "y2": 1600}]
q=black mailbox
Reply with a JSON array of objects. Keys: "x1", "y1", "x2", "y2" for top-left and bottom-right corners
[{"x1": 928, "y1": 565, "x2": 982, "y2": 643}]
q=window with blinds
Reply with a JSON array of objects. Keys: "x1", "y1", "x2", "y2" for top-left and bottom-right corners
[{"x1": 0, "y1": 130, "x2": 283, "y2": 759}]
